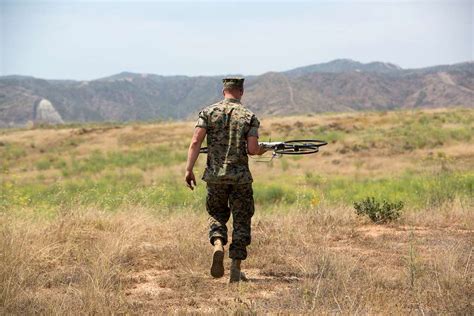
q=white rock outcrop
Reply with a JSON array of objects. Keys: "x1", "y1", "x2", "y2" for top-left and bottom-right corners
[{"x1": 34, "y1": 99, "x2": 64, "y2": 124}]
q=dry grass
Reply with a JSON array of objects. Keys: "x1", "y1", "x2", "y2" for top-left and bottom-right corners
[{"x1": 1, "y1": 205, "x2": 472, "y2": 314}]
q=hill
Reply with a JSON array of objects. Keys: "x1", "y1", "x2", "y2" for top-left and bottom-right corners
[{"x1": 0, "y1": 59, "x2": 473, "y2": 127}]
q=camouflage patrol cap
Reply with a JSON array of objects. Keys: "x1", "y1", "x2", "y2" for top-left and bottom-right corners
[{"x1": 223, "y1": 77, "x2": 244, "y2": 89}]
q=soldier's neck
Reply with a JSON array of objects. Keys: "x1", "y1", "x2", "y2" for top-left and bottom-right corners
[{"x1": 224, "y1": 97, "x2": 241, "y2": 103}]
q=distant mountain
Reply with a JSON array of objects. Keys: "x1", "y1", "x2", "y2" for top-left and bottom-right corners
[
  {"x1": 0, "y1": 60, "x2": 472, "y2": 127},
  {"x1": 284, "y1": 59, "x2": 402, "y2": 77}
]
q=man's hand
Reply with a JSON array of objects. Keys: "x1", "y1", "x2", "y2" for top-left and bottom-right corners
[{"x1": 185, "y1": 170, "x2": 197, "y2": 190}]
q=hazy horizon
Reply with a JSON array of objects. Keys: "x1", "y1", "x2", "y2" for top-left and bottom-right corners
[
  {"x1": 1, "y1": 57, "x2": 473, "y2": 81},
  {"x1": 1, "y1": 0, "x2": 472, "y2": 80}
]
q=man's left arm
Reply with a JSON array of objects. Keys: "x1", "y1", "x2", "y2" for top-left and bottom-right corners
[
  {"x1": 185, "y1": 127, "x2": 207, "y2": 190},
  {"x1": 247, "y1": 115, "x2": 268, "y2": 155}
]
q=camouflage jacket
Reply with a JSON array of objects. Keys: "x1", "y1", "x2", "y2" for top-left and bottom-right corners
[{"x1": 195, "y1": 98, "x2": 260, "y2": 184}]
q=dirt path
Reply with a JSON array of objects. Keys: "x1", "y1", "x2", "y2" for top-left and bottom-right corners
[
  {"x1": 282, "y1": 74, "x2": 297, "y2": 109},
  {"x1": 124, "y1": 267, "x2": 301, "y2": 312},
  {"x1": 438, "y1": 72, "x2": 474, "y2": 93}
]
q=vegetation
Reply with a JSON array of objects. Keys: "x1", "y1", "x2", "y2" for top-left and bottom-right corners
[
  {"x1": 0, "y1": 108, "x2": 472, "y2": 314},
  {"x1": 1, "y1": 109, "x2": 473, "y2": 213},
  {"x1": 354, "y1": 197, "x2": 404, "y2": 223}
]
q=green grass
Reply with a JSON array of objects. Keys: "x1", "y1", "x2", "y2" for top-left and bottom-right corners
[
  {"x1": 253, "y1": 183, "x2": 298, "y2": 205},
  {"x1": 387, "y1": 123, "x2": 472, "y2": 152},
  {"x1": 0, "y1": 142, "x2": 27, "y2": 167},
  {"x1": 314, "y1": 171, "x2": 473, "y2": 207},
  {"x1": 360, "y1": 111, "x2": 473, "y2": 153},
  {"x1": 3, "y1": 168, "x2": 471, "y2": 215}
]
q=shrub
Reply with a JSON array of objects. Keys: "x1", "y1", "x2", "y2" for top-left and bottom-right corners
[{"x1": 354, "y1": 197, "x2": 404, "y2": 223}]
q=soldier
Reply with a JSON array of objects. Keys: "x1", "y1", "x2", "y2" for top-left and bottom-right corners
[{"x1": 184, "y1": 77, "x2": 267, "y2": 283}]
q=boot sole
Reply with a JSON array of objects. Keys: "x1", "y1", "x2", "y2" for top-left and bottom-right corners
[{"x1": 210, "y1": 249, "x2": 224, "y2": 278}]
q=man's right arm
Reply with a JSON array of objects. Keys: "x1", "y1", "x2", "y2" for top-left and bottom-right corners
[
  {"x1": 184, "y1": 110, "x2": 208, "y2": 190},
  {"x1": 246, "y1": 114, "x2": 266, "y2": 155}
]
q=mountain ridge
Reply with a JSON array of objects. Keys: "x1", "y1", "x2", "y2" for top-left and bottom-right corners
[{"x1": 0, "y1": 59, "x2": 472, "y2": 127}]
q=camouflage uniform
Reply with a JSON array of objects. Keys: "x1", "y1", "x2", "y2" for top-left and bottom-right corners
[{"x1": 196, "y1": 93, "x2": 260, "y2": 260}]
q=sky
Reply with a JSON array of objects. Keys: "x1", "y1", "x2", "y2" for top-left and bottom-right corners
[{"x1": 1, "y1": 0, "x2": 472, "y2": 80}]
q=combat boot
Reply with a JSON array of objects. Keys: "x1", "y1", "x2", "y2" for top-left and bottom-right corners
[
  {"x1": 210, "y1": 238, "x2": 224, "y2": 278},
  {"x1": 229, "y1": 259, "x2": 248, "y2": 283}
]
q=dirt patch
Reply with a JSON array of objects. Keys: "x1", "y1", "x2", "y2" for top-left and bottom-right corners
[{"x1": 114, "y1": 217, "x2": 473, "y2": 313}]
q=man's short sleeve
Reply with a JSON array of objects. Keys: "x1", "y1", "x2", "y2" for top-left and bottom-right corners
[
  {"x1": 247, "y1": 115, "x2": 260, "y2": 138},
  {"x1": 195, "y1": 110, "x2": 208, "y2": 129}
]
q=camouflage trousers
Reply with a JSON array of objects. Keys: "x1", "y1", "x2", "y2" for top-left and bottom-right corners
[{"x1": 206, "y1": 183, "x2": 255, "y2": 260}]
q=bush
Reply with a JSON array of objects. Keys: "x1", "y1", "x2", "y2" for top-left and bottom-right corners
[{"x1": 354, "y1": 197, "x2": 404, "y2": 223}]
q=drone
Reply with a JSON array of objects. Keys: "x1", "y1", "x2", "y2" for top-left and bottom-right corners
[{"x1": 199, "y1": 139, "x2": 328, "y2": 161}]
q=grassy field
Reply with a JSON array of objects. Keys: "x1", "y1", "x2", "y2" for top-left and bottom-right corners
[{"x1": 1, "y1": 108, "x2": 473, "y2": 314}]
